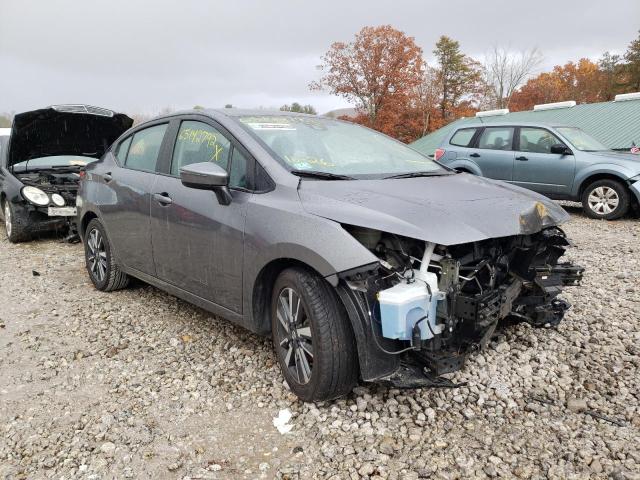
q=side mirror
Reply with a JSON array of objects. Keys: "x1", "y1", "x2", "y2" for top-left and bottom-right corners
[
  {"x1": 180, "y1": 162, "x2": 232, "y2": 205},
  {"x1": 550, "y1": 144, "x2": 572, "y2": 155}
]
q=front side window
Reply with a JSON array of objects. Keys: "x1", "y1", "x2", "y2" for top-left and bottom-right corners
[
  {"x1": 556, "y1": 127, "x2": 609, "y2": 152},
  {"x1": 478, "y1": 127, "x2": 514, "y2": 151},
  {"x1": 519, "y1": 128, "x2": 563, "y2": 154},
  {"x1": 125, "y1": 124, "x2": 168, "y2": 172},
  {"x1": 450, "y1": 128, "x2": 478, "y2": 147},
  {"x1": 236, "y1": 115, "x2": 446, "y2": 179},
  {"x1": 171, "y1": 121, "x2": 231, "y2": 176}
]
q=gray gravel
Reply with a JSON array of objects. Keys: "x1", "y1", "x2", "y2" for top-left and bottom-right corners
[{"x1": 0, "y1": 207, "x2": 639, "y2": 479}]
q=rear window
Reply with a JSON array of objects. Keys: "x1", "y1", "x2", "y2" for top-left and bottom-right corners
[
  {"x1": 450, "y1": 128, "x2": 477, "y2": 147},
  {"x1": 125, "y1": 124, "x2": 168, "y2": 172}
]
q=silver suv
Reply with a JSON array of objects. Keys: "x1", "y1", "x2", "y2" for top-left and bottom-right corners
[{"x1": 436, "y1": 122, "x2": 640, "y2": 220}]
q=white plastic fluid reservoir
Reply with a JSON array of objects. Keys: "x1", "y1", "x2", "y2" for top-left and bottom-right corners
[{"x1": 378, "y1": 271, "x2": 444, "y2": 341}]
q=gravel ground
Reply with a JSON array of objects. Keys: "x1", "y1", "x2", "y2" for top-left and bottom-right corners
[{"x1": 0, "y1": 206, "x2": 639, "y2": 480}]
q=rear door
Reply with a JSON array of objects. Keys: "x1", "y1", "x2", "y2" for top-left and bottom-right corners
[
  {"x1": 471, "y1": 126, "x2": 515, "y2": 181},
  {"x1": 98, "y1": 122, "x2": 169, "y2": 275},
  {"x1": 149, "y1": 116, "x2": 252, "y2": 313},
  {"x1": 512, "y1": 127, "x2": 576, "y2": 197}
]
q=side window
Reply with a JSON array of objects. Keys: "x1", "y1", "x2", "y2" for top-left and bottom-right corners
[
  {"x1": 478, "y1": 127, "x2": 514, "y2": 151},
  {"x1": 519, "y1": 128, "x2": 563, "y2": 154},
  {"x1": 125, "y1": 124, "x2": 168, "y2": 172},
  {"x1": 450, "y1": 128, "x2": 477, "y2": 147},
  {"x1": 171, "y1": 121, "x2": 231, "y2": 176},
  {"x1": 229, "y1": 147, "x2": 249, "y2": 189},
  {"x1": 115, "y1": 136, "x2": 132, "y2": 164}
]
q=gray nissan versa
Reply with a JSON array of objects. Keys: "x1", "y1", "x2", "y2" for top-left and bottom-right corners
[{"x1": 77, "y1": 109, "x2": 583, "y2": 402}]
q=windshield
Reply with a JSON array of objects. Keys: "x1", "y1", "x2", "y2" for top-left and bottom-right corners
[
  {"x1": 237, "y1": 115, "x2": 446, "y2": 178},
  {"x1": 556, "y1": 127, "x2": 610, "y2": 152},
  {"x1": 12, "y1": 155, "x2": 91, "y2": 171}
]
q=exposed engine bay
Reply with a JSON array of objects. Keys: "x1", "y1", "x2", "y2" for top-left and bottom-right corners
[
  {"x1": 339, "y1": 225, "x2": 584, "y2": 387},
  {"x1": 16, "y1": 169, "x2": 81, "y2": 206}
]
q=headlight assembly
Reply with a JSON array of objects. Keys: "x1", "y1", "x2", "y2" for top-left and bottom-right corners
[
  {"x1": 51, "y1": 193, "x2": 65, "y2": 207},
  {"x1": 21, "y1": 186, "x2": 50, "y2": 206}
]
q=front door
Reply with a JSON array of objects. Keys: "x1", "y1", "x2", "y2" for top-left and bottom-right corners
[
  {"x1": 473, "y1": 126, "x2": 515, "y2": 181},
  {"x1": 512, "y1": 127, "x2": 576, "y2": 197},
  {"x1": 149, "y1": 119, "x2": 251, "y2": 313}
]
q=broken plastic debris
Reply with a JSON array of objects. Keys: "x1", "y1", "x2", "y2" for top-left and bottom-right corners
[{"x1": 273, "y1": 409, "x2": 293, "y2": 434}]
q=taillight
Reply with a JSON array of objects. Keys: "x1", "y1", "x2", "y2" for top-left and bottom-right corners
[{"x1": 434, "y1": 148, "x2": 445, "y2": 161}]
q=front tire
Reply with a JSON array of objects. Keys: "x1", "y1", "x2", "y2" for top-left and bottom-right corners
[
  {"x1": 581, "y1": 179, "x2": 630, "y2": 220},
  {"x1": 3, "y1": 200, "x2": 30, "y2": 243},
  {"x1": 83, "y1": 218, "x2": 129, "y2": 291},
  {"x1": 271, "y1": 267, "x2": 358, "y2": 402}
]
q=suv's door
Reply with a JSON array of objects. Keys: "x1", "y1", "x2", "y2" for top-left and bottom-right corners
[
  {"x1": 149, "y1": 117, "x2": 252, "y2": 313},
  {"x1": 512, "y1": 127, "x2": 576, "y2": 197},
  {"x1": 99, "y1": 122, "x2": 169, "y2": 275},
  {"x1": 472, "y1": 126, "x2": 515, "y2": 181}
]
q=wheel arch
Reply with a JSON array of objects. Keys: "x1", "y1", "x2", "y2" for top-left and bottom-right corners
[
  {"x1": 79, "y1": 210, "x2": 99, "y2": 239},
  {"x1": 577, "y1": 172, "x2": 631, "y2": 197}
]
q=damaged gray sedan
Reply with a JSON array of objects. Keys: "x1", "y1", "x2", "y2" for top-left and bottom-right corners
[{"x1": 77, "y1": 110, "x2": 584, "y2": 402}]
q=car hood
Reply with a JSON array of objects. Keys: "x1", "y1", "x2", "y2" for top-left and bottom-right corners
[
  {"x1": 298, "y1": 173, "x2": 570, "y2": 245},
  {"x1": 8, "y1": 105, "x2": 133, "y2": 167}
]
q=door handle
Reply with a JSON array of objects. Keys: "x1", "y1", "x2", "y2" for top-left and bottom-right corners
[
  {"x1": 469, "y1": 153, "x2": 481, "y2": 158},
  {"x1": 153, "y1": 193, "x2": 173, "y2": 205},
  {"x1": 515, "y1": 156, "x2": 528, "y2": 161},
  {"x1": 103, "y1": 172, "x2": 112, "y2": 182}
]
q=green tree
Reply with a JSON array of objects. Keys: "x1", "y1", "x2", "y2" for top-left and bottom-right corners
[
  {"x1": 599, "y1": 52, "x2": 623, "y2": 99},
  {"x1": 622, "y1": 30, "x2": 640, "y2": 92},
  {"x1": 0, "y1": 115, "x2": 10, "y2": 128},
  {"x1": 433, "y1": 36, "x2": 482, "y2": 119},
  {"x1": 280, "y1": 103, "x2": 317, "y2": 114}
]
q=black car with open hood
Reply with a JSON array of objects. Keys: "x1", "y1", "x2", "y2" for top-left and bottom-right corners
[{"x1": 0, "y1": 105, "x2": 132, "y2": 242}]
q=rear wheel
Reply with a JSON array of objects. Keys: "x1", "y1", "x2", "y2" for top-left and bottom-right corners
[
  {"x1": 581, "y1": 179, "x2": 630, "y2": 220},
  {"x1": 3, "y1": 200, "x2": 30, "y2": 243},
  {"x1": 83, "y1": 218, "x2": 129, "y2": 291},
  {"x1": 271, "y1": 267, "x2": 358, "y2": 402}
]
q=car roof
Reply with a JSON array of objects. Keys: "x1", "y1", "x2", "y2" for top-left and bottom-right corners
[{"x1": 453, "y1": 121, "x2": 573, "y2": 129}]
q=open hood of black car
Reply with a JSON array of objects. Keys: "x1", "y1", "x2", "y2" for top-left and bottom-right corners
[{"x1": 8, "y1": 105, "x2": 133, "y2": 167}]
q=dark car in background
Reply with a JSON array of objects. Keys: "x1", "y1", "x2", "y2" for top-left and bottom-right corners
[
  {"x1": 435, "y1": 122, "x2": 640, "y2": 220},
  {"x1": 77, "y1": 109, "x2": 583, "y2": 402},
  {"x1": 0, "y1": 105, "x2": 132, "y2": 242}
]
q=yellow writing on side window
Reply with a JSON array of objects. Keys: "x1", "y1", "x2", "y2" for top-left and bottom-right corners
[{"x1": 179, "y1": 128, "x2": 225, "y2": 162}]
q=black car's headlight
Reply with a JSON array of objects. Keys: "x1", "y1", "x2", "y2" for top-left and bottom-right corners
[
  {"x1": 51, "y1": 193, "x2": 65, "y2": 207},
  {"x1": 21, "y1": 186, "x2": 50, "y2": 206}
]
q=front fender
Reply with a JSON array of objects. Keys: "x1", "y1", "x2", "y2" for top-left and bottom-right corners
[{"x1": 572, "y1": 165, "x2": 635, "y2": 197}]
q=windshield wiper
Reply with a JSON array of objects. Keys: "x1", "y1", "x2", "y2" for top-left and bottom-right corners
[
  {"x1": 290, "y1": 170, "x2": 355, "y2": 180},
  {"x1": 384, "y1": 171, "x2": 451, "y2": 179}
]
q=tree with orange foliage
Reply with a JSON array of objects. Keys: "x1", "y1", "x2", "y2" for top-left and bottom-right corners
[
  {"x1": 311, "y1": 25, "x2": 424, "y2": 137},
  {"x1": 510, "y1": 59, "x2": 607, "y2": 111}
]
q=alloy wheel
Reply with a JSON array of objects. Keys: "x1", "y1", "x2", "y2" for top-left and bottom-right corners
[
  {"x1": 87, "y1": 228, "x2": 108, "y2": 282},
  {"x1": 4, "y1": 203, "x2": 11, "y2": 238},
  {"x1": 587, "y1": 186, "x2": 619, "y2": 215},
  {"x1": 275, "y1": 287, "x2": 314, "y2": 385}
]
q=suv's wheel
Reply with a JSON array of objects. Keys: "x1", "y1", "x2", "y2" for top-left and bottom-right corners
[
  {"x1": 83, "y1": 218, "x2": 129, "y2": 291},
  {"x1": 3, "y1": 200, "x2": 30, "y2": 243},
  {"x1": 271, "y1": 267, "x2": 358, "y2": 402},
  {"x1": 581, "y1": 179, "x2": 630, "y2": 220}
]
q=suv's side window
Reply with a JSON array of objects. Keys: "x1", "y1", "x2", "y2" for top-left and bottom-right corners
[
  {"x1": 125, "y1": 124, "x2": 168, "y2": 172},
  {"x1": 478, "y1": 127, "x2": 514, "y2": 151},
  {"x1": 450, "y1": 128, "x2": 478, "y2": 147},
  {"x1": 519, "y1": 127, "x2": 564, "y2": 154},
  {"x1": 171, "y1": 121, "x2": 231, "y2": 176}
]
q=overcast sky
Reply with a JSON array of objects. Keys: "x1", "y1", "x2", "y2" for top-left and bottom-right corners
[{"x1": 1, "y1": 0, "x2": 638, "y2": 116}]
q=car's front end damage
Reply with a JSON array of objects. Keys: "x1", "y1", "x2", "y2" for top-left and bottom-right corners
[
  {"x1": 297, "y1": 174, "x2": 585, "y2": 388},
  {"x1": 336, "y1": 225, "x2": 583, "y2": 387}
]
